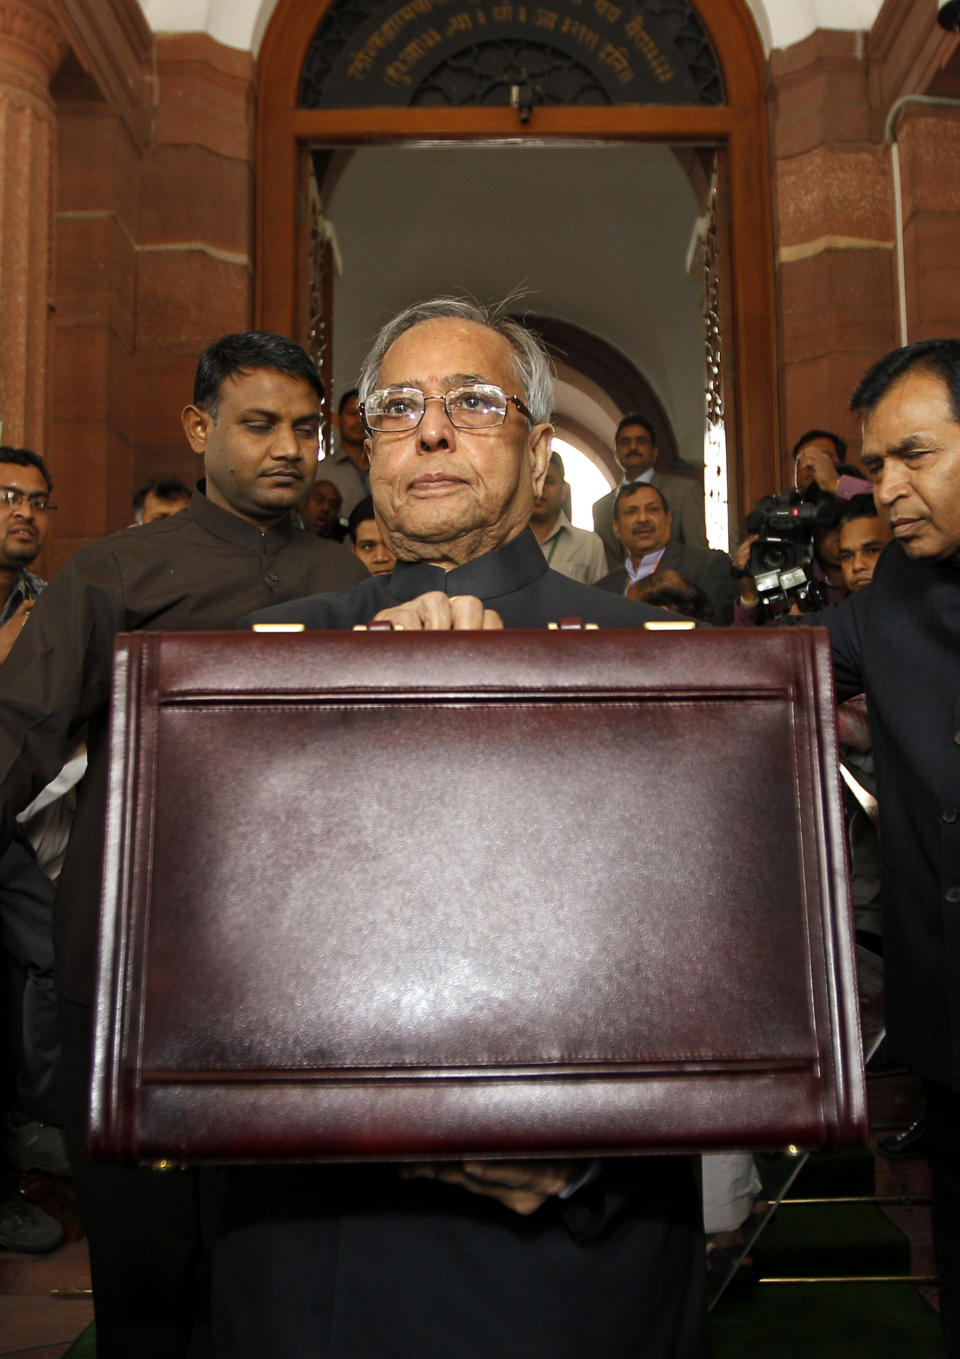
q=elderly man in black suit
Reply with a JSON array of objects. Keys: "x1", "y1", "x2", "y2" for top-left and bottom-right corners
[
  {"x1": 595, "y1": 480, "x2": 737, "y2": 624},
  {"x1": 223, "y1": 297, "x2": 710, "y2": 1359}
]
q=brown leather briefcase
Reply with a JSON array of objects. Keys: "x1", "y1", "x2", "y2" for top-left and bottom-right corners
[{"x1": 90, "y1": 626, "x2": 866, "y2": 1163}]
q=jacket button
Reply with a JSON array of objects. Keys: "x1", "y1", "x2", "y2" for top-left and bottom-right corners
[
  {"x1": 265, "y1": 573, "x2": 280, "y2": 584},
  {"x1": 943, "y1": 807, "x2": 959, "y2": 824},
  {"x1": 947, "y1": 887, "x2": 960, "y2": 904}
]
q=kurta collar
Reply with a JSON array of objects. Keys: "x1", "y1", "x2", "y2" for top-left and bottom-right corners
[
  {"x1": 189, "y1": 482, "x2": 298, "y2": 554},
  {"x1": 388, "y1": 528, "x2": 550, "y2": 603}
]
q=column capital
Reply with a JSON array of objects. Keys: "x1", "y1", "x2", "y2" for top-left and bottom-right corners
[{"x1": 0, "y1": 0, "x2": 67, "y2": 102}]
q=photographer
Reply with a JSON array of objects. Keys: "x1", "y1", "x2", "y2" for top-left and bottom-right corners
[
  {"x1": 732, "y1": 494, "x2": 847, "y2": 623},
  {"x1": 792, "y1": 428, "x2": 871, "y2": 499}
]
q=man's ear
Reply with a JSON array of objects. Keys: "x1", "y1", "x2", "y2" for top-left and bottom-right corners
[
  {"x1": 362, "y1": 435, "x2": 372, "y2": 465},
  {"x1": 529, "y1": 423, "x2": 554, "y2": 497},
  {"x1": 612, "y1": 514, "x2": 624, "y2": 546},
  {"x1": 181, "y1": 404, "x2": 211, "y2": 457}
]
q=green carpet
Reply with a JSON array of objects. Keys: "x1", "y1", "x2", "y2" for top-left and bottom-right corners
[
  {"x1": 62, "y1": 1322, "x2": 95, "y2": 1357},
  {"x1": 754, "y1": 1201, "x2": 912, "y2": 1277},
  {"x1": 711, "y1": 1282, "x2": 946, "y2": 1358},
  {"x1": 757, "y1": 1145, "x2": 877, "y2": 1202}
]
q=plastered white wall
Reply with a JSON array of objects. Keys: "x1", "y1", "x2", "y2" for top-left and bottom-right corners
[{"x1": 139, "y1": 0, "x2": 887, "y2": 56}]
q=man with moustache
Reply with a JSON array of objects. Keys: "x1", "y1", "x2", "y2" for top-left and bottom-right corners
[
  {"x1": 298, "y1": 476, "x2": 346, "y2": 540},
  {"x1": 592, "y1": 414, "x2": 706, "y2": 568},
  {"x1": 795, "y1": 339, "x2": 960, "y2": 1356},
  {"x1": 227, "y1": 297, "x2": 709, "y2": 1359},
  {"x1": 0, "y1": 331, "x2": 365, "y2": 1357},
  {"x1": 596, "y1": 480, "x2": 737, "y2": 624},
  {"x1": 0, "y1": 448, "x2": 52, "y2": 664}
]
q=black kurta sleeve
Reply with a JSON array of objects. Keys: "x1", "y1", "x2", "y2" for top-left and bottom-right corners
[{"x1": 0, "y1": 546, "x2": 127, "y2": 849}]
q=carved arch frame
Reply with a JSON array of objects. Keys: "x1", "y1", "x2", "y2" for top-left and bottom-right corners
[{"x1": 256, "y1": 0, "x2": 779, "y2": 514}]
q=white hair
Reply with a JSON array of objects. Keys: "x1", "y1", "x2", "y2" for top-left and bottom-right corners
[{"x1": 356, "y1": 296, "x2": 554, "y2": 425}]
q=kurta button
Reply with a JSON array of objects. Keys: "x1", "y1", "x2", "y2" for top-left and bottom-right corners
[
  {"x1": 266, "y1": 573, "x2": 280, "y2": 584},
  {"x1": 947, "y1": 887, "x2": 960, "y2": 904},
  {"x1": 943, "y1": 807, "x2": 959, "y2": 824}
]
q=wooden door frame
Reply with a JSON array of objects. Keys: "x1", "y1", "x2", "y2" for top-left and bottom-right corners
[{"x1": 256, "y1": 0, "x2": 779, "y2": 517}]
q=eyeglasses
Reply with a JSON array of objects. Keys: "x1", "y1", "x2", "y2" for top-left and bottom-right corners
[
  {"x1": 361, "y1": 383, "x2": 534, "y2": 433},
  {"x1": 0, "y1": 488, "x2": 56, "y2": 512}
]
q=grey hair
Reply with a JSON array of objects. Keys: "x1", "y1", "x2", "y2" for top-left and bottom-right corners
[{"x1": 356, "y1": 297, "x2": 554, "y2": 425}]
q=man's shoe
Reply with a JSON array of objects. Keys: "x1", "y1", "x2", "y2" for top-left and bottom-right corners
[
  {"x1": 0, "y1": 1197, "x2": 64, "y2": 1253},
  {"x1": 3, "y1": 1115, "x2": 71, "y2": 1177},
  {"x1": 877, "y1": 1118, "x2": 927, "y2": 1161}
]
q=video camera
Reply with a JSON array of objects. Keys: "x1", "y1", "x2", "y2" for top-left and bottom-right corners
[{"x1": 743, "y1": 492, "x2": 838, "y2": 619}]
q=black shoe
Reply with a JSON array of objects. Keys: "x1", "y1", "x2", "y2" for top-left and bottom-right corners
[
  {"x1": 0, "y1": 1197, "x2": 64, "y2": 1253},
  {"x1": 3, "y1": 1115, "x2": 71, "y2": 1177},
  {"x1": 877, "y1": 1118, "x2": 927, "y2": 1160}
]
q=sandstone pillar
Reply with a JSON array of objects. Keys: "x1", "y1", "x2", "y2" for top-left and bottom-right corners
[{"x1": 0, "y1": 0, "x2": 64, "y2": 449}]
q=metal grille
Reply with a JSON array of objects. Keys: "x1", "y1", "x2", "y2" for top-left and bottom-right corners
[
  {"x1": 300, "y1": 0, "x2": 371, "y2": 108},
  {"x1": 700, "y1": 164, "x2": 729, "y2": 551},
  {"x1": 299, "y1": 0, "x2": 724, "y2": 108},
  {"x1": 413, "y1": 39, "x2": 608, "y2": 106},
  {"x1": 661, "y1": 0, "x2": 724, "y2": 106},
  {"x1": 306, "y1": 181, "x2": 335, "y2": 457}
]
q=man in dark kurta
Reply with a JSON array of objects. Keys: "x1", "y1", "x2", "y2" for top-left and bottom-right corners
[
  {"x1": 0, "y1": 332, "x2": 366, "y2": 1357},
  {"x1": 785, "y1": 339, "x2": 960, "y2": 1357},
  {"x1": 225, "y1": 298, "x2": 710, "y2": 1359}
]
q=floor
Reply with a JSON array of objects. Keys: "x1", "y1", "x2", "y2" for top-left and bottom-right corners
[
  {"x1": 0, "y1": 1165, "x2": 91, "y2": 1358},
  {"x1": 0, "y1": 1071, "x2": 936, "y2": 1357}
]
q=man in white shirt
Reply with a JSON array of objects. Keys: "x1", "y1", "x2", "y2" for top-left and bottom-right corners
[{"x1": 529, "y1": 451, "x2": 606, "y2": 584}]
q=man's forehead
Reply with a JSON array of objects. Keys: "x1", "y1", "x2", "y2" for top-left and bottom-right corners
[
  {"x1": 622, "y1": 489, "x2": 665, "y2": 511},
  {"x1": 796, "y1": 437, "x2": 839, "y2": 462},
  {"x1": 862, "y1": 368, "x2": 955, "y2": 449},
  {"x1": 378, "y1": 317, "x2": 515, "y2": 386},
  {"x1": 618, "y1": 424, "x2": 653, "y2": 442},
  {"x1": 0, "y1": 462, "x2": 46, "y2": 489},
  {"x1": 219, "y1": 367, "x2": 319, "y2": 404},
  {"x1": 841, "y1": 516, "x2": 886, "y2": 542}
]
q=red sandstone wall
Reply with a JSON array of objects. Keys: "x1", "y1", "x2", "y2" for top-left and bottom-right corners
[
  {"x1": 768, "y1": 10, "x2": 960, "y2": 486},
  {"x1": 44, "y1": 30, "x2": 255, "y2": 573},
  {"x1": 769, "y1": 30, "x2": 897, "y2": 481}
]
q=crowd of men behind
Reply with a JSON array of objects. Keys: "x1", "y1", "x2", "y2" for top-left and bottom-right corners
[{"x1": 0, "y1": 303, "x2": 957, "y2": 1359}]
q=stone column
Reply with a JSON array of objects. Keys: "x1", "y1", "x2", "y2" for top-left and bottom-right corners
[{"x1": 0, "y1": 0, "x2": 65, "y2": 448}]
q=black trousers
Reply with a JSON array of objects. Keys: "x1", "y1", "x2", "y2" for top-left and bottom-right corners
[
  {"x1": 0, "y1": 838, "x2": 60, "y2": 1123},
  {"x1": 925, "y1": 1080, "x2": 960, "y2": 1358},
  {"x1": 59, "y1": 997, "x2": 215, "y2": 1359},
  {"x1": 212, "y1": 1157, "x2": 710, "y2": 1359}
]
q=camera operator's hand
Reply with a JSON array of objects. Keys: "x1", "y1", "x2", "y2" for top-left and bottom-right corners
[
  {"x1": 733, "y1": 534, "x2": 760, "y2": 607},
  {"x1": 795, "y1": 446, "x2": 840, "y2": 496}
]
